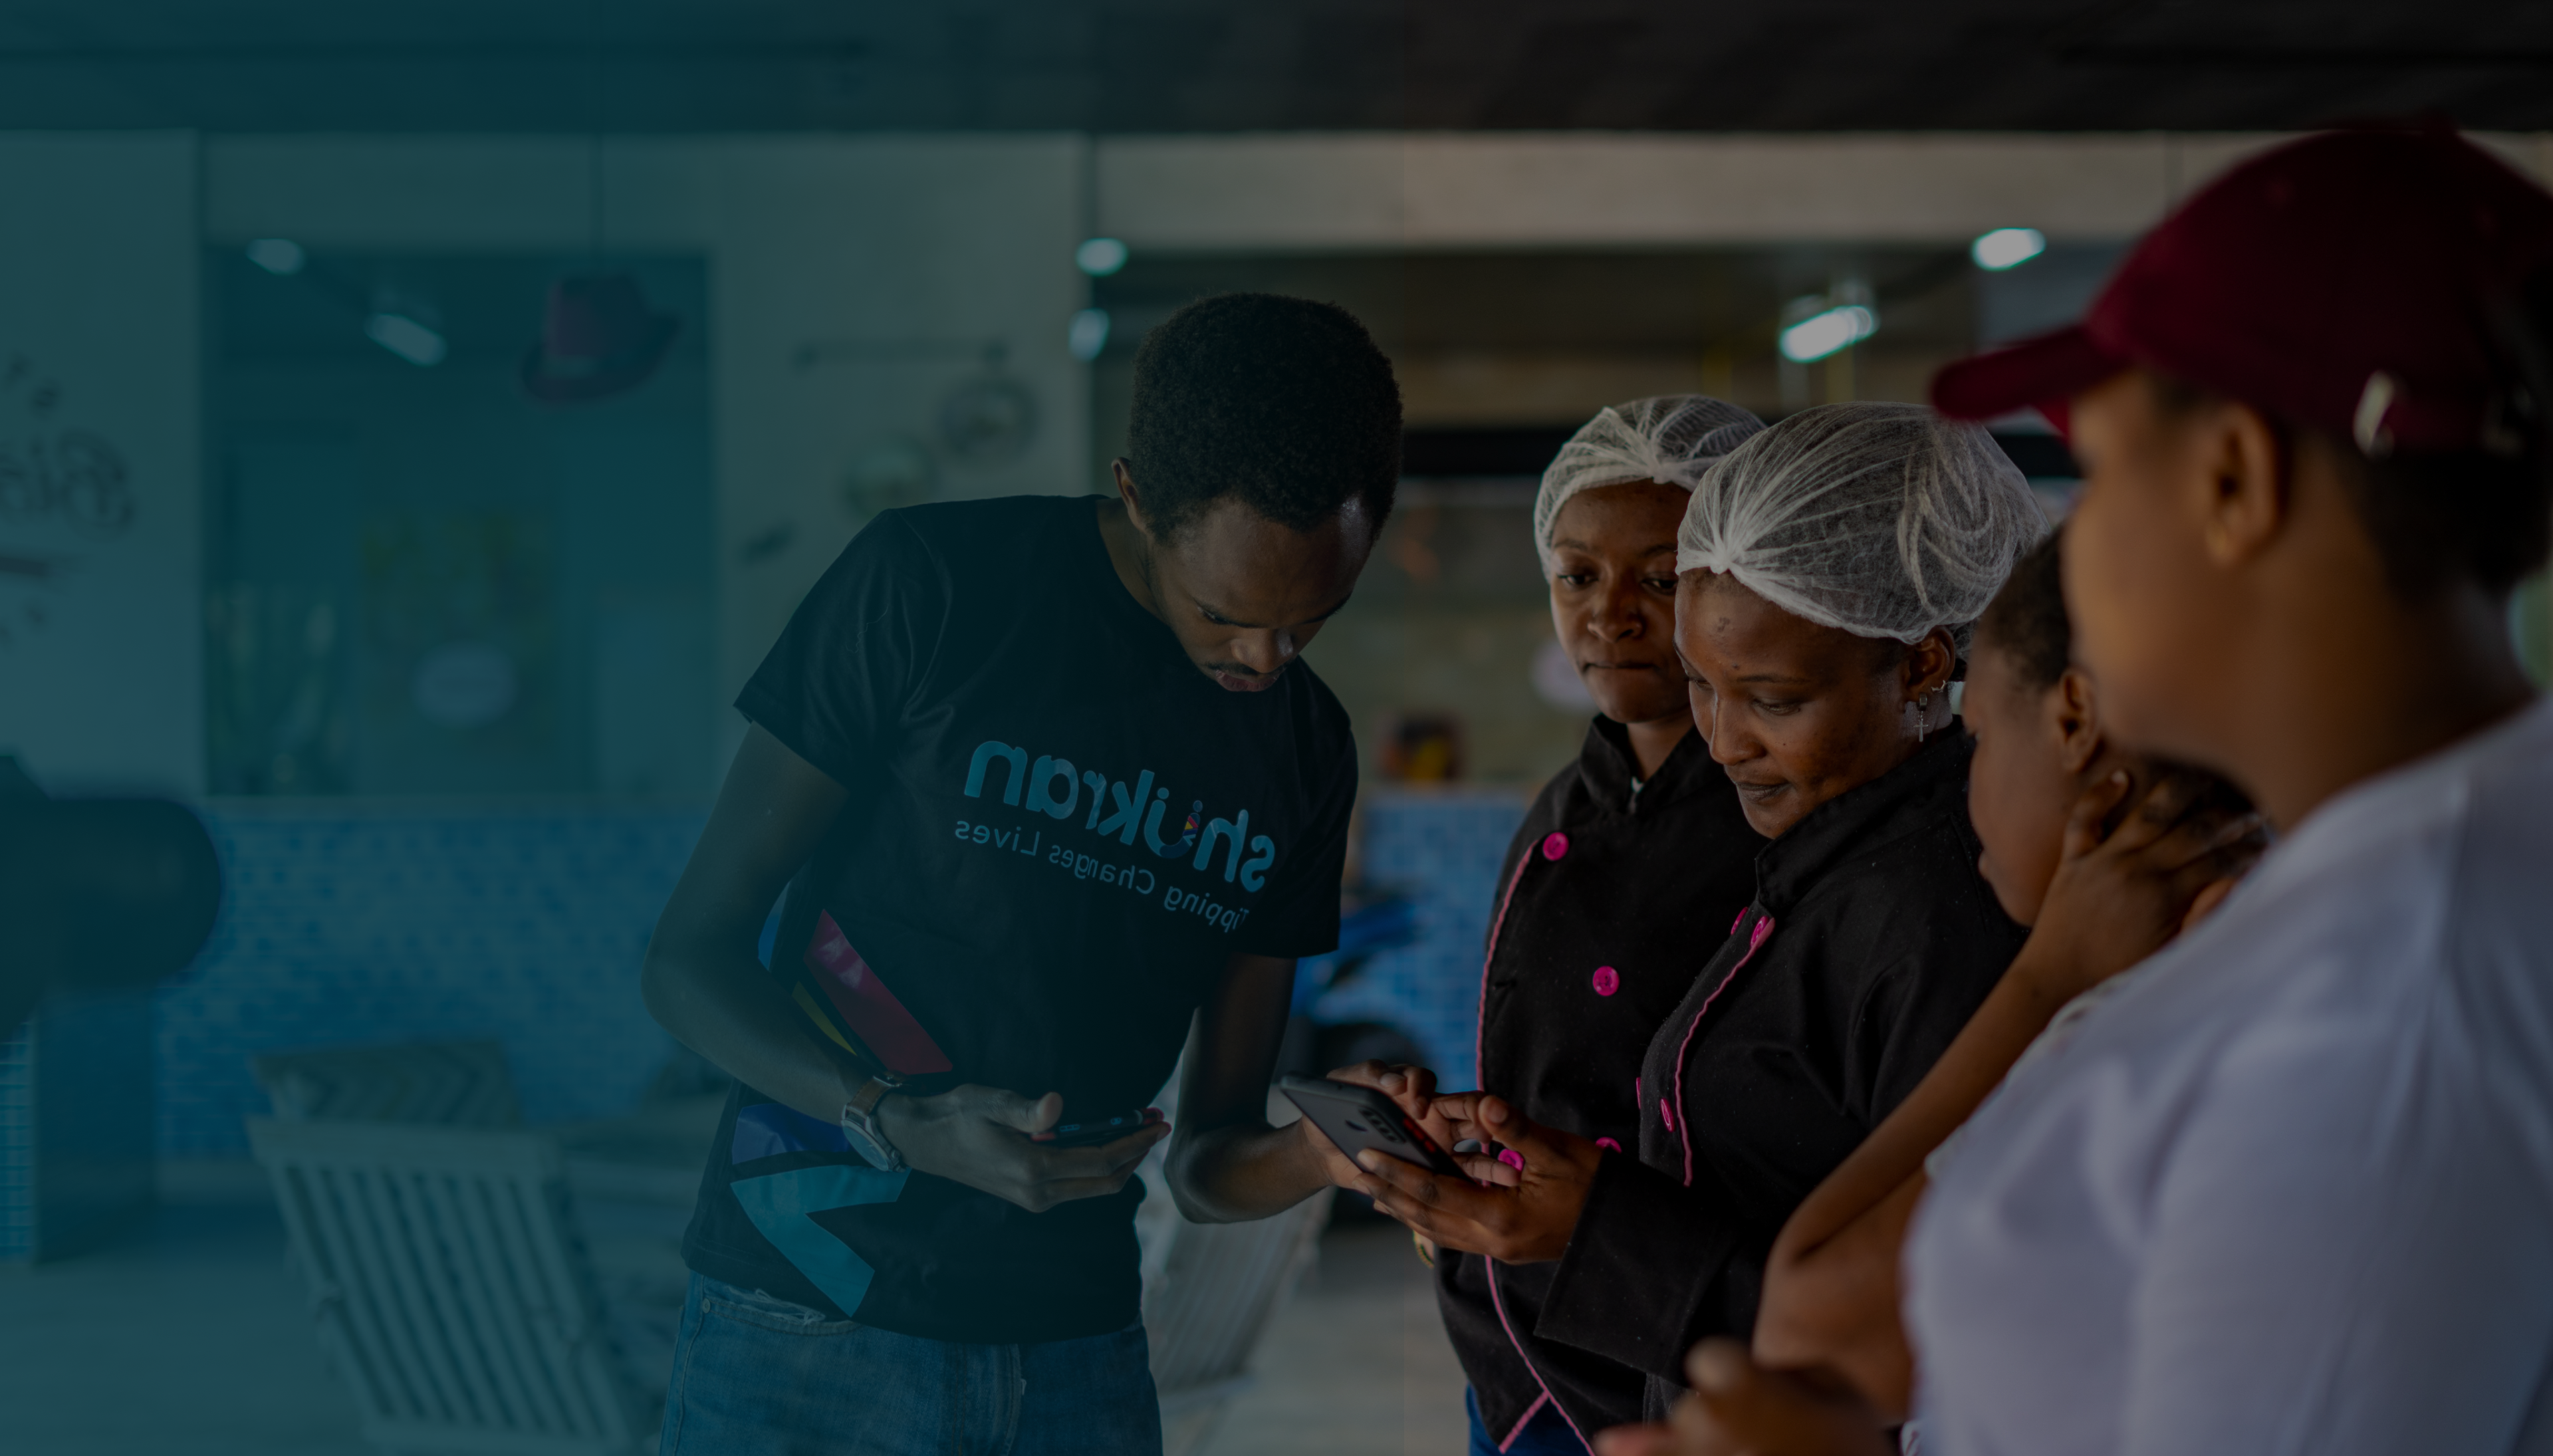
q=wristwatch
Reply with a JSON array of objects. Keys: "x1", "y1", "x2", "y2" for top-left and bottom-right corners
[{"x1": 840, "y1": 1072, "x2": 906, "y2": 1172}]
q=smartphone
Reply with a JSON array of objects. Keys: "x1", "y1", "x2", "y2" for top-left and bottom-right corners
[
  {"x1": 1277, "y1": 1074, "x2": 1468, "y2": 1178},
  {"x1": 1031, "y1": 1106, "x2": 1165, "y2": 1148}
]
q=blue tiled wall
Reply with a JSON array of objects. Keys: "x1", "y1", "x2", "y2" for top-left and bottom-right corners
[
  {"x1": 140, "y1": 792, "x2": 1523, "y2": 1160},
  {"x1": 160, "y1": 804, "x2": 708, "y2": 1155},
  {"x1": 0, "y1": 1025, "x2": 30, "y2": 1259},
  {"x1": 1308, "y1": 788, "x2": 1531, "y2": 1096}
]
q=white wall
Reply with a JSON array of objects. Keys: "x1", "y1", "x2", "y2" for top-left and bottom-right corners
[
  {"x1": 32, "y1": 126, "x2": 2550, "y2": 793},
  {"x1": 0, "y1": 134, "x2": 201, "y2": 794},
  {"x1": 1097, "y1": 131, "x2": 2553, "y2": 249},
  {"x1": 203, "y1": 133, "x2": 1094, "y2": 745}
]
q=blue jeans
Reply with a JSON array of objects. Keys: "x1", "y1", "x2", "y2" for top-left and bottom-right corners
[
  {"x1": 1466, "y1": 1386, "x2": 1591, "y2": 1455},
  {"x1": 660, "y1": 1274, "x2": 1164, "y2": 1456}
]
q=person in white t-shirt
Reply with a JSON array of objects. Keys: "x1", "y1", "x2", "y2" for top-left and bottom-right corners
[{"x1": 1596, "y1": 123, "x2": 2553, "y2": 1456}]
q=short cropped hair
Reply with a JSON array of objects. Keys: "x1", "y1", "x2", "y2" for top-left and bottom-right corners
[
  {"x1": 1976, "y1": 531, "x2": 2072, "y2": 693},
  {"x1": 1125, "y1": 293, "x2": 1402, "y2": 541}
]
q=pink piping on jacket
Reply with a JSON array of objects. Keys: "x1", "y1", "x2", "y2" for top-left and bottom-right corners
[
  {"x1": 1669, "y1": 911, "x2": 1775, "y2": 1186},
  {"x1": 1498, "y1": 1392, "x2": 1550, "y2": 1453},
  {"x1": 1473, "y1": 851, "x2": 1538, "y2": 1096},
  {"x1": 1487, "y1": 1263, "x2": 1598, "y2": 1453},
  {"x1": 1472, "y1": 849, "x2": 1596, "y2": 1455}
]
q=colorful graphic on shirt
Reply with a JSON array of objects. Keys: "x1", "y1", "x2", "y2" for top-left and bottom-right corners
[
  {"x1": 798, "y1": 911, "x2": 953, "y2": 1075},
  {"x1": 1161, "y1": 800, "x2": 1203, "y2": 860},
  {"x1": 731, "y1": 1101, "x2": 853, "y2": 1164},
  {"x1": 729, "y1": 1162, "x2": 910, "y2": 1317}
]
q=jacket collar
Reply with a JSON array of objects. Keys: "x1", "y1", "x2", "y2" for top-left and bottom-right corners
[
  {"x1": 1579, "y1": 715, "x2": 1719, "y2": 816},
  {"x1": 1753, "y1": 731, "x2": 1975, "y2": 913}
]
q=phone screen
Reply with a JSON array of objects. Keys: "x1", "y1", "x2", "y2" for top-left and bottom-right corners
[{"x1": 1030, "y1": 1106, "x2": 1164, "y2": 1148}]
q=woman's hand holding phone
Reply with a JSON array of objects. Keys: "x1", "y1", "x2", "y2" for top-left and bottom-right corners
[
  {"x1": 1352, "y1": 1092, "x2": 1604, "y2": 1264},
  {"x1": 878, "y1": 1085, "x2": 1169, "y2": 1214},
  {"x1": 1294, "y1": 1059, "x2": 1455, "y2": 1188}
]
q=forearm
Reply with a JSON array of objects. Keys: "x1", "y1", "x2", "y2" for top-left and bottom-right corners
[
  {"x1": 1752, "y1": 1173, "x2": 1927, "y2": 1417},
  {"x1": 1773, "y1": 941, "x2": 2074, "y2": 1268},
  {"x1": 1755, "y1": 941, "x2": 2079, "y2": 1389},
  {"x1": 1167, "y1": 1116, "x2": 1332, "y2": 1223},
  {"x1": 1162, "y1": 951, "x2": 1319, "y2": 1223},
  {"x1": 642, "y1": 939, "x2": 853, "y2": 1123}
]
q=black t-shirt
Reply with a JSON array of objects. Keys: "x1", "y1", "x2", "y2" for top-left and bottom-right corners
[{"x1": 679, "y1": 495, "x2": 1356, "y2": 1344}]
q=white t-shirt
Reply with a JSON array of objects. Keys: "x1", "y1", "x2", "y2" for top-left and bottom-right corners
[{"x1": 1907, "y1": 695, "x2": 2553, "y2": 1456}]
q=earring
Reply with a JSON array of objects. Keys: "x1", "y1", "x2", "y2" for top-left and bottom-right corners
[{"x1": 1914, "y1": 689, "x2": 1931, "y2": 743}]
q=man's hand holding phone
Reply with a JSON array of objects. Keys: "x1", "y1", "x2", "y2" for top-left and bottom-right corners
[{"x1": 878, "y1": 1085, "x2": 1170, "y2": 1214}]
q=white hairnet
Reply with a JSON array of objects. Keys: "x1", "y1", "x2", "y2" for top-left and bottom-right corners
[
  {"x1": 1534, "y1": 396, "x2": 1765, "y2": 573},
  {"x1": 1675, "y1": 402, "x2": 2046, "y2": 648}
]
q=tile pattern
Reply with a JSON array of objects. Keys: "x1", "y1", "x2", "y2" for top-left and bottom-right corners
[
  {"x1": 1309, "y1": 788, "x2": 1531, "y2": 1096},
  {"x1": 0, "y1": 1025, "x2": 30, "y2": 1261},
  {"x1": 128, "y1": 790, "x2": 1518, "y2": 1163},
  {"x1": 158, "y1": 805, "x2": 707, "y2": 1155}
]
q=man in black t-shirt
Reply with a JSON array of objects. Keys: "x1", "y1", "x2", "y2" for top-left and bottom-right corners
[{"x1": 642, "y1": 295, "x2": 1403, "y2": 1455}]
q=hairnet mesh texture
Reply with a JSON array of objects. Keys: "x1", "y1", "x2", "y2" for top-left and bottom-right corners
[
  {"x1": 1675, "y1": 402, "x2": 2047, "y2": 646},
  {"x1": 1534, "y1": 396, "x2": 1765, "y2": 572}
]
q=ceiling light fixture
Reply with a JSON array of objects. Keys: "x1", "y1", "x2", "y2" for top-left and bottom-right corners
[
  {"x1": 245, "y1": 238, "x2": 306, "y2": 275},
  {"x1": 1067, "y1": 308, "x2": 1111, "y2": 361},
  {"x1": 1074, "y1": 237, "x2": 1128, "y2": 277},
  {"x1": 1971, "y1": 227, "x2": 2047, "y2": 271},
  {"x1": 365, "y1": 311, "x2": 447, "y2": 367},
  {"x1": 1779, "y1": 304, "x2": 1878, "y2": 364}
]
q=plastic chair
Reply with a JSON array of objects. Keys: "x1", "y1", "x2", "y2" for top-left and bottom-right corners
[
  {"x1": 1134, "y1": 1074, "x2": 1335, "y2": 1456},
  {"x1": 1144, "y1": 1187, "x2": 1332, "y2": 1455},
  {"x1": 247, "y1": 1116, "x2": 653, "y2": 1456},
  {"x1": 251, "y1": 1039, "x2": 523, "y2": 1128}
]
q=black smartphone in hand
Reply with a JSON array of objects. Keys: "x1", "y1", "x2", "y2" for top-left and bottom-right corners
[
  {"x1": 1030, "y1": 1106, "x2": 1165, "y2": 1148},
  {"x1": 1278, "y1": 1074, "x2": 1467, "y2": 1178}
]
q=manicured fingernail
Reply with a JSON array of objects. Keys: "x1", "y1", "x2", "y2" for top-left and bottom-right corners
[
  {"x1": 1356, "y1": 1150, "x2": 1380, "y2": 1170},
  {"x1": 1690, "y1": 1343, "x2": 1743, "y2": 1392}
]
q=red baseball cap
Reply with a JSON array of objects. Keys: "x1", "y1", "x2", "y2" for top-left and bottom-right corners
[{"x1": 1933, "y1": 124, "x2": 2553, "y2": 457}]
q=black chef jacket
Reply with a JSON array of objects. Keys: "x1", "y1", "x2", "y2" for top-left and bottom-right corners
[
  {"x1": 1536, "y1": 731, "x2": 2024, "y2": 1418},
  {"x1": 1438, "y1": 718, "x2": 1765, "y2": 1445}
]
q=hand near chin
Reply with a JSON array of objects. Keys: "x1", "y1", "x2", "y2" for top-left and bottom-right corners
[
  {"x1": 1347, "y1": 1092, "x2": 1603, "y2": 1263},
  {"x1": 2019, "y1": 767, "x2": 2266, "y2": 1005},
  {"x1": 1592, "y1": 1341, "x2": 1894, "y2": 1456}
]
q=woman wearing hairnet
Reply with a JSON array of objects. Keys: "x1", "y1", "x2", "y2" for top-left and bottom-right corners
[
  {"x1": 1346, "y1": 402, "x2": 2040, "y2": 1429},
  {"x1": 1401, "y1": 397, "x2": 1771, "y2": 1455}
]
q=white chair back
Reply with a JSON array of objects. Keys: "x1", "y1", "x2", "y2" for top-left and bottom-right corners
[
  {"x1": 251, "y1": 1040, "x2": 523, "y2": 1128},
  {"x1": 247, "y1": 1116, "x2": 650, "y2": 1456}
]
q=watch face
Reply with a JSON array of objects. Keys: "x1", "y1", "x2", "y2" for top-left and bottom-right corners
[{"x1": 840, "y1": 1116, "x2": 900, "y2": 1172}]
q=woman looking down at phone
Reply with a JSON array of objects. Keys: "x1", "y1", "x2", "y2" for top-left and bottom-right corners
[
  {"x1": 1592, "y1": 535, "x2": 2264, "y2": 1456},
  {"x1": 1424, "y1": 397, "x2": 1770, "y2": 1455},
  {"x1": 1348, "y1": 402, "x2": 2042, "y2": 1420}
]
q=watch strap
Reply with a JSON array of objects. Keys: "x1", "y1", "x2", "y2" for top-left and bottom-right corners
[{"x1": 840, "y1": 1074, "x2": 906, "y2": 1172}]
